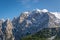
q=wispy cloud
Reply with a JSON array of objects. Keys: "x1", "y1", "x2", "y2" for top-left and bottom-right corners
[
  {"x1": 18, "y1": 0, "x2": 31, "y2": 8},
  {"x1": 33, "y1": 0, "x2": 40, "y2": 3},
  {"x1": 21, "y1": 0, "x2": 30, "y2": 5},
  {"x1": 20, "y1": 0, "x2": 40, "y2": 4},
  {"x1": 16, "y1": 0, "x2": 40, "y2": 8}
]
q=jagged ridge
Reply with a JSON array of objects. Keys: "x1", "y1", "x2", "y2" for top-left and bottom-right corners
[{"x1": 0, "y1": 9, "x2": 60, "y2": 40}]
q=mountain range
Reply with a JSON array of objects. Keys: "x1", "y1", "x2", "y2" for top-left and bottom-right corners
[{"x1": 0, "y1": 9, "x2": 60, "y2": 40}]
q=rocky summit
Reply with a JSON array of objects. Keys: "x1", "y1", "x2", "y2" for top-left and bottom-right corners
[{"x1": 0, "y1": 9, "x2": 60, "y2": 40}]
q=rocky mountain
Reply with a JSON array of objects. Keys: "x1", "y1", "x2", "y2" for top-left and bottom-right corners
[{"x1": 0, "y1": 9, "x2": 60, "y2": 40}]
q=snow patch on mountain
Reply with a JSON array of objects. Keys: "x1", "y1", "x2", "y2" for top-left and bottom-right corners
[
  {"x1": 23, "y1": 12, "x2": 29, "y2": 14},
  {"x1": 51, "y1": 12, "x2": 60, "y2": 19},
  {"x1": 33, "y1": 9, "x2": 48, "y2": 13},
  {"x1": 42, "y1": 9, "x2": 48, "y2": 12},
  {"x1": 1, "y1": 18, "x2": 5, "y2": 22}
]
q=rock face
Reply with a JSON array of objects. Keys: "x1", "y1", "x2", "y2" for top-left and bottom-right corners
[
  {"x1": 0, "y1": 9, "x2": 60, "y2": 40},
  {"x1": 0, "y1": 19, "x2": 14, "y2": 40},
  {"x1": 0, "y1": 20, "x2": 4, "y2": 40},
  {"x1": 3, "y1": 19, "x2": 14, "y2": 40}
]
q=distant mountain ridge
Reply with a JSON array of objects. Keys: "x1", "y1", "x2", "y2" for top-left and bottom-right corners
[{"x1": 0, "y1": 9, "x2": 60, "y2": 40}]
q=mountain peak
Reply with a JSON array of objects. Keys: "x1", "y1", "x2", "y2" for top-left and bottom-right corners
[
  {"x1": 23, "y1": 12, "x2": 29, "y2": 14},
  {"x1": 34, "y1": 9, "x2": 41, "y2": 12},
  {"x1": 42, "y1": 9, "x2": 48, "y2": 12}
]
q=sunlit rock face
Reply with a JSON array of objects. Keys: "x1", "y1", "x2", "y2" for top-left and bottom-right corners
[
  {"x1": 0, "y1": 20, "x2": 4, "y2": 40},
  {"x1": 1, "y1": 19, "x2": 14, "y2": 40},
  {"x1": 0, "y1": 9, "x2": 60, "y2": 40}
]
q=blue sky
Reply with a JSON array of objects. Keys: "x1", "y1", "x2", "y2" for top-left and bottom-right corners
[{"x1": 0, "y1": 0, "x2": 60, "y2": 20}]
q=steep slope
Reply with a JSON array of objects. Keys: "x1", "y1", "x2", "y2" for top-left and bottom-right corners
[
  {"x1": 12, "y1": 9, "x2": 60, "y2": 40},
  {"x1": 21, "y1": 28, "x2": 60, "y2": 40}
]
